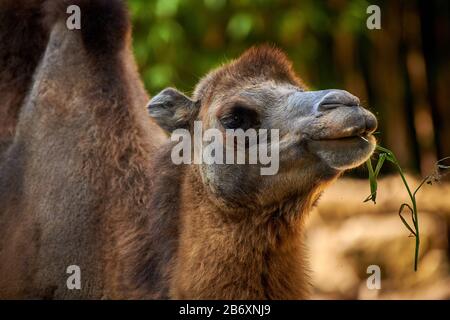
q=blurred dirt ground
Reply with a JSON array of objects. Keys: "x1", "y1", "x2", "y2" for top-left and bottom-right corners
[{"x1": 305, "y1": 175, "x2": 450, "y2": 300}]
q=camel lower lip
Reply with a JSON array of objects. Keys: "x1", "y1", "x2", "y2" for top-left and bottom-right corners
[
  {"x1": 308, "y1": 134, "x2": 376, "y2": 149},
  {"x1": 307, "y1": 134, "x2": 376, "y2": 171},
  {"x1": 313, "y1": 135, "x2": 371, "y2": 142}
]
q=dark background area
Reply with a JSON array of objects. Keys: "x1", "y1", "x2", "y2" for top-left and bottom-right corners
[{"x1": 130, "y1": 0, "x2": 450, "y2": 177}]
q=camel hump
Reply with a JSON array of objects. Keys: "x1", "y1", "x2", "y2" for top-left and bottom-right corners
[{"x1": 43, "y1": 0, "x2": 130, "y2": 55}]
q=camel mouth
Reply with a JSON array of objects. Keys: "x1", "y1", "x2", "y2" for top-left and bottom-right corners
[
  {"x1": 307, "y1": 134, "x2": 376, "y2": 170},
  {"x1": 313, "y1": 132, "x2": 373, "y2": 142},
  {"x1": 319, "y1": 102, "x2": 359, "y2": 109},
  {"x1": 309, "y1": 133, "x2": 375, "y2": 148}
]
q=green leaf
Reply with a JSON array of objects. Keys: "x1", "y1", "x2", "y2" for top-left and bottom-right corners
[
  {"x1": 374, "y1": 153, "x2": 386, "y2": 177},
  {"x1": 398, "y1": 203, "x2": 416, "y2": 236}
]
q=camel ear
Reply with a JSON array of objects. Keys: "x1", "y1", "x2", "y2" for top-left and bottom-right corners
[{"x1": 147, "y1": 88, "x2": 199, "y2": 133}]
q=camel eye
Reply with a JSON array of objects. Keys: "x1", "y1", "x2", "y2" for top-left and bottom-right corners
[{"x1": 220, "y1": 105, "x2": 260, "y2": 130}]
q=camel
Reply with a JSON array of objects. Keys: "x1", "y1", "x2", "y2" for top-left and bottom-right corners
[
  {"x1": 0, "y1": 0, "x2": 49, "y2": 154},
  {"x1": 0, "y1": 0, "x2": 377, "y2": 299}
]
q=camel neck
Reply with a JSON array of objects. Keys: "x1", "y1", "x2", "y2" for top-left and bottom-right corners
[{"x1": 170, "y1": 166, "x2": 314, "y2": 299}]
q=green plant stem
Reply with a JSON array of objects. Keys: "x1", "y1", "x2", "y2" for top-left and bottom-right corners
[
  {"x1": 374, "y1": 145, "x2": 420, "y2": 271},
  {"x1": 366, "y1": 143, "x2": 450, "y2": 272},
  {"x1": 394, "y1": 161, "x2": 419, "y2": 272}
]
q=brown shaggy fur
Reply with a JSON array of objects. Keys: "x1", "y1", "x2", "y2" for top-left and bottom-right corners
[
  {"x1": 0, "y1": 0, "x2": 165, "y2": 298},
  {"x1": 1, "y1": 0, "x2": 334, "y2": 299},
  {"x1": 171, "y1": 167, "x2": 318, "y2": 299},
  {"x1": 0, "y1": 0, "x2": 48, "y2": 153}
]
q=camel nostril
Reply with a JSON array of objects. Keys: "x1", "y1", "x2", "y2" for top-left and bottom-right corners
[
  {"x1": 318, "y1": 90, "x2": 360, "y2": 111},
  {"x1": 365, "y1": 114, "x2": 378, "y2": 134}
]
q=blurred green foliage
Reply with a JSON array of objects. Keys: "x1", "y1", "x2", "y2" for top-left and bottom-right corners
[{"x1": 129, "y1": 0, "x2": 372, "y2": 95}]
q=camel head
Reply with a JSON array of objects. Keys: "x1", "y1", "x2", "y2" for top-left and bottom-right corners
[{"x1": 148, "y1": 46, "x2": 377, "y2": 210}]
